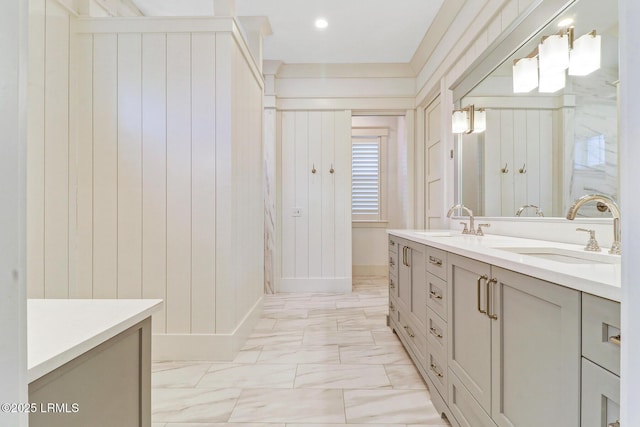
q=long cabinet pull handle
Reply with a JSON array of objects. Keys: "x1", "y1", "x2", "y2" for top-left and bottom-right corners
[
  {"x1": 429, "y1": 290, "x2": 443, "y2": 300},
  {"x1": 487, "y1": 278, "x2": 498, "y2": 320},
  {"x1": 429, "y1": 327, "x2": 443, "y2": 339},
  {"x1": 609, "y1": 335, "x2": 621, "y2": 346},
  {"x1": 430, "y1": 363, "x2": 444, "y2": 378},
  {"x1": 402, "y1": 247, "x2": 406, "y2": 266},
  {"x1": 405, "y1": 247, "x2": 411, "y2": 267},
  {"x1": 477, "y1": 275, "x2": 488, "y2": 314},
  {"x1": 428, "y1": 256, "x2": 442, "y2": 266}
]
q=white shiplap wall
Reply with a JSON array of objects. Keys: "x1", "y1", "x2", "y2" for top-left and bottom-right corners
[
  {"x1": 29, "y1": 13, "x2": 264, "y2": 360},
  {"x1": 278, "y1": 111, "x2": 352, "y2": 292}
]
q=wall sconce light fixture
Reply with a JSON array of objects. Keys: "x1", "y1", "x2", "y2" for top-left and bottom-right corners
[
  {"x1": 451, "y1": 105, "x2": 486, "y2": 134},
  {"x1": 512, "y1": 26, "x2": 601, "y2": 94}
]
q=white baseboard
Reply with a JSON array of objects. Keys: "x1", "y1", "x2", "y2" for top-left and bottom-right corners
[
  {"x1": 278, "y1": 277, "x2": 352, "y2": 293},
  {"x1": 152, "y1": 296, "x2": 263, "y2": 361},
  {"x1": 352, "y1": 265, "x2": 388, "y2": 277}
]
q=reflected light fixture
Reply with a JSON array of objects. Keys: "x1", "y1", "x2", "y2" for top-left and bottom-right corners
[
  {"x1": 538, "y1": 33, "x2": 570, "y2": 73},
  {"x1": 512, "y1": 26, "x2": 601, "y2": 94},
  {"x1": 451, "y1": 105, "x2": 485, "y2": 134},
  {"x1": 513, "y1": 56, "x2": 539, "y2": 93},
  {"x1": 315, "y1": 18, "x2": 328, "y2": 29},
  {"x1": 569, "y1": 31, "x2": 601, "y2": 76}
]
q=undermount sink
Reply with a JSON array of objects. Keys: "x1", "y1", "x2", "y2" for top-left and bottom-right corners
[{"x1": 490, "y1": 246, "x2": 621, "y2": 265}]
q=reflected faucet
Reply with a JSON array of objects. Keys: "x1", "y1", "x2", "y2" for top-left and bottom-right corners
[
  {"x1": 516, "y1": 204, "x2": 544, "y2": 217},
  {"x1": 566, "y1": 194, "x2": 621, "y2": 255},
  {"x1": 447, "y1": 204, "x2": 475, "y2": 235}
]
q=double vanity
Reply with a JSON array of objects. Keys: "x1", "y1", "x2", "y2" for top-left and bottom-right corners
[{"x1": 387, "y1": 228, "x2": 621, "y2": 427}]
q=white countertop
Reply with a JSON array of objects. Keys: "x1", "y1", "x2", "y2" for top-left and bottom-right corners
[
  {"x1": 388, "y1": 230, "x2": 621, "y2": 302},
  {"x1": 28, "y1": 299, "x2": 163, "y2": 383}
]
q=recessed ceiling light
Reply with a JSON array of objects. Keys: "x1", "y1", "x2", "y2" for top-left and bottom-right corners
[
  {"x1": 558, "y1": 18, "x2": 574, "y2": 27},
  {"x1": 315, "y1": 18, "x2": 328, "y2": 29}
]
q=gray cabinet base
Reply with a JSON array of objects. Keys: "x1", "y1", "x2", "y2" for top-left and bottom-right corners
[{"x1": 29, "y1": 318, "x2": 152, "y2": 427}]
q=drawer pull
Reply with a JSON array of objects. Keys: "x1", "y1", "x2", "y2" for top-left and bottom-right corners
[
  {"x1": 429, "y1": 327, "x2": 443, "y2": 339},
  {"x1": 389, "y1": 302, "x2": 395, "y2": 311},
  {"x1": 404, "y1": 325, "x2": 415, "y2": 338},
  {"x1": 609, "y1": 334, "x2": 621, "y2": 346},
  {"x1": 429, "y1": 256, "x2": 443, "y2": 266},
  {"x1": 430, "y1": 363, "x2": 444, "y2": 378},
  {"x1": 390, "y1": 240, "x2": 396, "y2": 247},
  {"x1": 390, "y1": 279, "x2": 395, "y2": 289},
  {"x1": 389, "y1": 258, "x2": 395, "y2": 267},
  {"x1": 429, "y1": 289, "x2": 443, "y2": 300}
]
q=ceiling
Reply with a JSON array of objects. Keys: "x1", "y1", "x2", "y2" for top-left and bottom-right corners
[{"x1": 131, "y1": 0, "x2": 445, "y2": 64}]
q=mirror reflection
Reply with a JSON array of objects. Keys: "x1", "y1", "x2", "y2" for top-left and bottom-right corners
[{"x1": 457, "y1": 0, "x2": 619, "y2": 218}]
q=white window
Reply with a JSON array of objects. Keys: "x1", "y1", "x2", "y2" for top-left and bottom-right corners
[{"x1": 351, "y1": 128, "x2": 388, "y2": 221}]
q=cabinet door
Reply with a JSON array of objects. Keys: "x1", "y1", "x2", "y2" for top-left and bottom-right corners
[
  {"x1": 448, "y1": 254, "x2": 492, "y2": 414},
  {"x1": 490, "y1": 267, "x2": 580, "y2": 427},
  {"x1": 408, "y1": 241, "x2": 426, "y2": 328},
  {"x1": 398, "y1": 241, "x2": 412, "y2": 312}
]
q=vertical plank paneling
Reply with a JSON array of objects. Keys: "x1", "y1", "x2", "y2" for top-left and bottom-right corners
[
  {"x1": 500, "y1": 110, "x2": 515, "y2": 216},
  {"x1": 294, "y1": 111, "x2": 309, "y2": 278},
  {"x1": 484, "y1": 109, "x2": 501, "y2": 216},
  {"x1": 513, "y1": 110, "x2": 528, "y2": 211},
  {"x1": 214, "y1": 33, "x2": 235, "y2": 333},
  {"x1": 526, "y1": 110, "x2": 541, "y2": 207},
  {"x1": 166, "y1": 33, "x2": 192, "y2": 333},
  {"x1": 307, "y1": 112, "x2": 322, "y2": 277},
  {"x1": 72, "y1": 34, "x2": 94, "y2": 298},
  {"x1": 333, "y1": 111, "x2": 351, "y2": 278},
  {"x1": 93, "y1": 33, "x2": 119, "y2": 298},
  {"x1": 27, "y1": 0, "x2": 46, "y2": 298},
  {"x1": 142, "y1": 33, "x2": 168, "y2": 333},
  {"x1": 539, "y1": 110, "x2": 554, "y2": 213},
  {"x1": 191, "y1": 33, "x2": 216, "y2": 334},
  {"x1": 281, "y1": 112, "x2": 296, "y2": 278},
  {"x1": 117, "y1": 33, "x2": 143, "y2": 299},
  {"x1": 43, "y1": 1, "x2": 70, "y2": 298},
  {"x1": 321, "y1": 111, "x2": 336, "y2": 277}
]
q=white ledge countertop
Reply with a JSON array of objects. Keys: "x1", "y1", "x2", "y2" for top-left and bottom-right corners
[
  {"x1": 388, "y1": 230, "x2": 621, "y2": 302},
  {"x1": 28, "y1": 299, "x2": 163, "y2": 383}
]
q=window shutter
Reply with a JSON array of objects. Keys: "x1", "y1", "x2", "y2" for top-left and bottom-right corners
[{"x1": 352, "y1": 140, "x2": 380, "y2": 216}]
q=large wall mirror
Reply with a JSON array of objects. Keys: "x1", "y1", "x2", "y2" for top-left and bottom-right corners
[{"x1": 452, "y1": 0, "x2": 618, "y2": 218}]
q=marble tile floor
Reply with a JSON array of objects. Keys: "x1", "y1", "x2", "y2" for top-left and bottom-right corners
[{"x1": 152, "y1": 276, "x2": 452, "y2": 427}]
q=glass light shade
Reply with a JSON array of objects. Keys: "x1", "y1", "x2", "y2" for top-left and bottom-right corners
[
  {"x1": 539, "y1": 67, "x2": 566, "y2": 93},
  {"x1": 513, "y1": 57, "x2": 539, "y2": 93},
  {"x1": 472, "y1": 109, "x2": 486, "y2": 133},
  {"x1": 539, "y1": 34, "x2": 569, "y2": 73},
  {"x1": 569, "y1": 33, "x2": 601, "y2": 76},
  {"x1": 452, "y1": 110, "x2": 469, "y2": 133}
]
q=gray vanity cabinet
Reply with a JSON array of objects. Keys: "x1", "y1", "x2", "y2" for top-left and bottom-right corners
[{"x1": 448, "y1": 253, "x2": 581, "y2": 427}]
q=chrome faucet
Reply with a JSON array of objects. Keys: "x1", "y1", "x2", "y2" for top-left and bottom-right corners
[
  {"x1": 447, "y1": 204, "x2": 475, "y2": 235},
  {"x1": 516, "y1": 204, "x2": 544, "y2": 217},
  {"x1": 566, "y1": 194, "x2": 621, "y2": 255}
]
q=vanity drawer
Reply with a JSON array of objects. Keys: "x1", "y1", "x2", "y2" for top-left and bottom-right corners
[
  {"x1": 426, "y1": 247, "x2": 448, "y2": 281},
  {"x1": 426, "y1": 307, "x2": 447, "y2": 356},
  {"x1": 582, "y1": 293, "x2": 620, "y2": 376},
  {"x1": 388, "y1": 274, "x2": 398, "y2": 299},
  {"x1": 389, "y1": 250, "x2": 399, "y2": 278},
  {"x1": 581, "y1": 357, "x2": 620, "y2": 427},
  {"x1": 398, "y1": 311, "x2": 427, "y2": 371},
  {"x1": 389, "y1": 236, "x2": 399, "y2": 255},
  {"x1": 427, "y1": 345, "x2": 448, "y2": 402},
  {"x1": 427, "y1": 273, "x2": 447, "y2": 320}
]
